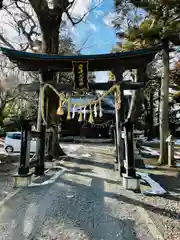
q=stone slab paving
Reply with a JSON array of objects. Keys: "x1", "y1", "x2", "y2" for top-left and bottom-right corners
[{"x1": 0, "y1": 146, "x2": 154, "y2": 240}]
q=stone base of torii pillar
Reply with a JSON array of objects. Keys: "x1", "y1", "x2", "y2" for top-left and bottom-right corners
[{"x1": 122, "y1": 174, "x2": 141, "y2": 192}]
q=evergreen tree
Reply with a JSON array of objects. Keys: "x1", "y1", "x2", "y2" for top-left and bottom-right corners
[
  {"x1": 114, "y1": 0, "x2": 180, "y2": 46},
  {"x1": 113, "y1": 0, "x2": 180, "y2": 164}
]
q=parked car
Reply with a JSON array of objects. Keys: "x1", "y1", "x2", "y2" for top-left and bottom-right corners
[{"x1": 4, "y1": 132, "x2": 36, "y2": 153}]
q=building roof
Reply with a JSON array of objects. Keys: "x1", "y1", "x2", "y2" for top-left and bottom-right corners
[{"x1": 1, "y1": 45, "x2": 162, "y2": 72}]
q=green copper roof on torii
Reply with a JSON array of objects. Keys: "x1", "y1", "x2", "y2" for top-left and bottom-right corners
[{"x1": 0, "y1": 45, "x2": 162, "y2": 72}]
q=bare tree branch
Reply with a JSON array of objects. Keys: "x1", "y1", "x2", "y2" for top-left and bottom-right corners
[
  {"x1": 28, "y1": 0, "x2": 49, "y2": 13},
  {"x1": 53, "y1": 0, "x2": 75, "y2": 13},
  {"x1": 0, "y1": 34, "x2": 15, "y2": 49},
  {"x1": 76, "y1": 33, "x2": 93, "y2": 54},
  {"x1": 66, "y1": 1, "x2": 103, "y2": 26}
]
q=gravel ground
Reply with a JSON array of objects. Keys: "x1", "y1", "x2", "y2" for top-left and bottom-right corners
[
  {"x1": 136, "y1": 193, "x2": 180, "y2": 240},
  {"x1": 134, "y1": 170, "x2": 180, "y2": 240},
  {"x1": 0, "y1": 146, "x2": 154, "y2": 240},
  {"x1": 135, "y1": 150, "x2": 180, "y2": 240},
  {"x1": 81, "y1": 145, "x2": 180, "y2": 240},
  {"x1": 0, "y1": 143, "x2": 179, "y2": 239},
  {"x1": 0, "y1": 153, "x2": 19, "y2": 201}
]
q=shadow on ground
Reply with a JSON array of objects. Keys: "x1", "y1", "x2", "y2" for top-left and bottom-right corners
[
  {"x1": 62, "y1": 157, "x2": 114, "y2": 170},
  {"x1": 135, "y1": 156, "x2": 180, "y2": 199},
  {"x1": 2, "y1": 148, "x2": 178, "y2": 239},
  {"x1": 2, "y1": 172, "x2": 139, "y2": 240}
]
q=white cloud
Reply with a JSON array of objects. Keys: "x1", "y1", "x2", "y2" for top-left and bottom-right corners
[
  {"x1": 63, "y1": 21, "x2": 80, "y2": 39},
  {"x1": 89, "y1": 23, "x2": 97, "y2": 32},
  {"x1": 62, "y1": 0, "x2": 94, "y2": 39},
  {"x1": 69, "y1": 0, "x2": 92, "y2": 18},
  {"x1": 95, "y1": 10, "x2": 105, "y2": 18},
  {"x1": 69, "y1": 0, "x2": 103, "y2": 18},
  {"x1": 103, "y1": 12, "x2": 117, "y2": 28},
  {"x1": 95, "y1": 0, "x2": 103, "y2": 5}
]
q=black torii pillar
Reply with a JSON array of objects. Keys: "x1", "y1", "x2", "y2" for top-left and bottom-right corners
[
  {"x1": 123, "y1": 119, "x2": 136, "y2": 177},
  {"x1": 113, "y1": 68, "x2": 126, "y2": 176},
  {"x1": 122, "y1": 67, "x2": 147, "y2": 191},
  {"x1": 0, "y1": 1, "x2": 3, "y2": 9}
]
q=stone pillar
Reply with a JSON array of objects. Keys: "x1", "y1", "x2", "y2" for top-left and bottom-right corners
[
  {"x1": 13, "y1": 120, "x2": 33, "y2": 188},
  {"x1": 166, "y1": 135, "x2": 175, "y2": 167},
  {"x1": 18, "y1": 120, "x2": 31, "y2": 175}
]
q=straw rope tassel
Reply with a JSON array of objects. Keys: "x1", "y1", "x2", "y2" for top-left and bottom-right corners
[
  {"x1": 78, "y1": 108, "x2": 83, "y2": 122},
  {"x1": 57, "y1": 98, "x2": 64, "y2": 115},
  {"x1": 88, "y1": 105, "x2": 94, "y2": 123},
  {"x1": 94, "y1": 104, "x2": 97, "y2": 117},
  {"x1": 72, "y1": 104, "x2": 76, "y2": 119},
  {"x1": 40, "y1": 83, "x2": 120, "y2": 126},
  {"x1": 99, "y1": 100, "x2": 103, "y2": 117},
  {"x1": 83, "y1": 106, "x2": 86, "y2": 120},
  {"x1": 116, "y1": 86, "x2": 121, "y2": 110},
  {"x1": 46, "y1": 95, "x2": 49, "y2": 124},
  {"x1": 41, "y1": 85, "x2": 47, "y2": 125},
  {"x1": 67, "y1": 96, "x2": 71, "y2": 120}
]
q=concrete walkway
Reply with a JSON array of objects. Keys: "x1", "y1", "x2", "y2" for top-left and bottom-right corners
[{"x1": 0, "y1": 146, "x2": 154, "y2": 240}]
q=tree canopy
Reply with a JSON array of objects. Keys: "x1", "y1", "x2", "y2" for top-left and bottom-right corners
[{"x1": 114, "y1": 0, "x2": 180, "y2": 48}]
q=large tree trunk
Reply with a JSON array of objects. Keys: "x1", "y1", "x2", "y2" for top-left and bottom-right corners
[
  {"x1": 159, "y1": 39, "x2": 169, "y2": 165},
  {"x1": 147, "y1": 91, "x2": 154, "y2": 140},
  {"x1": 127, "y1": 68, "x2": 146, "y2": 123},
  {"x1": 158, "y1": 88, "x2": 160, "y2": 125},
  {"x1": 144, "y1": 97, "x2": 149, "y2": 138},
  {"x1": 42, "y1": 72, "x2": 65, "y2": 158},
  {"x1": 38, "y1": 13, "x2": 65, "y2": 158}
]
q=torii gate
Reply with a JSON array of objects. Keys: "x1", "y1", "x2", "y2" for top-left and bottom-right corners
[{"x1": 1, "y1": 45, "x2": 161, "y2": 190}]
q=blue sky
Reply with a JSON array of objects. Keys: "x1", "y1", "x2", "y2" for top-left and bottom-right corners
[
  {"x1": 70, "y1": 0, "x2": 117, "y2": 82},
  {"x1": 73, "y1": 0, "x2": 117, "y2": 55}
]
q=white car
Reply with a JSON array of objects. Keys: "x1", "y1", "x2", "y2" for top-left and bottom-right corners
[{"x1": 4, "y1": 132, "x2": 36, "y2": 153}]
